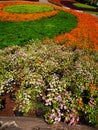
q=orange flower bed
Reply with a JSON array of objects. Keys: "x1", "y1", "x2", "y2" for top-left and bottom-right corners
[
  {"x1": 0, "y1": 2, "x2": 58, "y2": 22},
  {"x1": 53, "y1": 7, "x2": 98, "y2": 51}
]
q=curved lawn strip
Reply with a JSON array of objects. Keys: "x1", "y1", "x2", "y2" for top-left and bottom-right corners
[
  {"x1": 0, "y1": 11, "x2": 77, "y2": 49},
  {"x1": 0, "y1": 2, "x2": 58, "y2": 22},
  {"x1": 73, "y1": 3, "x2": 97, "y2": 9},
  {"x1": 3, "y1": 4, "x2": 54, "y2": 14}
]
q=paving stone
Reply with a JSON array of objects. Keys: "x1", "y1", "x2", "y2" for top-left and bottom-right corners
[
  {"x1": 4, "y1": 127, "x2": 22, "y2": 130},
  {"x1": 31, "y1": 127, "x2": 52, "y2": 130},
  {"x1": 0, "y1": 116, "x2": 98, "y2": 130},
  {"x1": 39, "y1": 128, "x2": 52, "y2": 130}
]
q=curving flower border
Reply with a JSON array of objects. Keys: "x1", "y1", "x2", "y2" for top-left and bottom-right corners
[
  {"x1": 53, "y1": 6, "x2": 98, "y2": 51},
  {"x1": 0, "y1": 2, "x2": 58, "y2": 22}
]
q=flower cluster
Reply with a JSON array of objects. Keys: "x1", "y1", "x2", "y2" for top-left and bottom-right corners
[
  {"x1": 43, "y1": 74, "x2": 79, "y2": 125},
  {"x1": 0, "y1": 78, "x2": 15, "y2": 95},
  {"x1": 0, "y1": 2, "x2": 58, "y2": 22}
]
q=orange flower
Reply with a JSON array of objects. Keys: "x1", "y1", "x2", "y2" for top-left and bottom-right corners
[
  {"x1": 85, "y1": 83, "x2": 98, "y2": 93},
  {"x1": 90, "y1": 84, "x2": 98, "y2": 92},
  {"x1": 83, "y1": 55, "x2": 90, "y2": 61},
  {"x1": 77, "y1": 98, "x2": 83, "y2": 110},
  {"x1": 78, "y1": 98, "x2": 83, "y2": 104}
]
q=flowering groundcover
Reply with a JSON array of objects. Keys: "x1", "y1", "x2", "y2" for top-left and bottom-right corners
[{"x1": 0, "y1": 41, "x2": 98, "y2": 126}]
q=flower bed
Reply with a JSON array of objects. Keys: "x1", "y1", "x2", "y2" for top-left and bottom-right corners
[
  {"x1": 53, "y1": 6, "x2": 98, "y2": 51},
  {"x1": 0, "y1": 2, "x2": 58, "y2": 22},
  {"x1": 0, "y1": 41, "x2": 98, "y2": 126}
]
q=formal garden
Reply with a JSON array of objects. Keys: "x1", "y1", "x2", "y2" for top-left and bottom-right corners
[{"x1": 0, "y1": 1, "x2": 98, "y2": 128}]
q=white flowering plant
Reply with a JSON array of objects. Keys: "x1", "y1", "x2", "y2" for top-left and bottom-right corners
[{"x1": 0, "y1": 40, "x2": 98, "y2": 126}]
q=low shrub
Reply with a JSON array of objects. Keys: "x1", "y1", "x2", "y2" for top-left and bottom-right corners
[{"x1": 0, "y1": 40, "x2": 98, "y2": 126}]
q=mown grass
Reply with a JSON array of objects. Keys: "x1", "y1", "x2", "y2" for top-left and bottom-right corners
[
  {"x1": 86, "y1": 11, "x2": 98, "y2": 15},
  {"x1": 3, "y1": 4, "x2": 55, "y2": 14},
  {"x1": 0, "y1": 11, "x2": 77, "y2": 49},
  {"x1": 73, "y1": 3, "x2": 97, "y2": 9}
]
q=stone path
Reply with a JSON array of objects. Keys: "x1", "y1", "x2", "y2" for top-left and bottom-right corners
[
  {"x1": 0, "y1": 116, "x2": 98, "y2": 130},
  {"x1": 39, "y1": 0, "x2": 50, "y2": 4}
]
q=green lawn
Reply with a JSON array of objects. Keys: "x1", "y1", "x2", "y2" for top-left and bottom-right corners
[
  {"x1": 0, "y1": 11, "x2": 77, "y2": 49},
  {"x1": 3, "y1": 4, "x2": 54, "y2": 14},
  {"x1": 73, "y1": 2, "x2": 97, "y2": 9}
]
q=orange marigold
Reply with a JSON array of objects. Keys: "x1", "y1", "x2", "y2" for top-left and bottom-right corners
[{"x1": 54, "y1": 8, "x2": 98, "y2": 52}]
